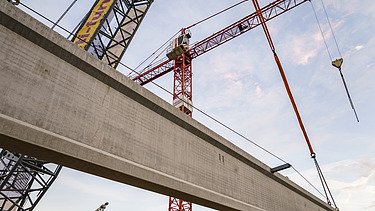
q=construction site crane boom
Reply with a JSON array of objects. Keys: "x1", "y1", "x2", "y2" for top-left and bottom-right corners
[
  {"x1": 252, "y1": 0, "x2": 315, "y2": 156},
  {"x1": 132, "y1": 0, "x2": 310, "y2": 86}
]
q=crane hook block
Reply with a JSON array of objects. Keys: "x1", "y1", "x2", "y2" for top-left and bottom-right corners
[{"x1": 332, "y1": 58, "x2": 343, "y2": 70}]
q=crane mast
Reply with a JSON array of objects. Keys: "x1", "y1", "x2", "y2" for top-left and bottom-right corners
[{"x1": 173, "y1": 52, "x2": 193, "y2": 116}]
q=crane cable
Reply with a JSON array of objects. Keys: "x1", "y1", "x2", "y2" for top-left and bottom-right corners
[
  {"x1": 52, "y1": 0, "x2": 78, "y2": 30},
  {"x1": 310, "y1": 1, "x2": 332, "y2": 61},
  {"x1": 129, "y1": 0, "x2": 337, "y2": 203},
  {"x1": 185, "y1": 0, "x2": 249, "y2": 30},
  {"x1": 320, "y1": 0, "x2": 342, "y2": 58},
  {"x1": 320, "y1": 0, "x2": 359, "y2": 122},
  {"x1": 314, "y1": 157, "x2": 337, "y2": 208},
  {"x1": 68, "y1": 6, "x2": 90, "y2": 40},
  {"x1": 251, "y1": 0, "x2": 338, "y2": 208},
  {"x1": 19, "y1": 0, "x2": 328, "y2": 201},
  {"x1": 310, "y1": 0, "x2": 359, "y2": 122},
  {"x1": 127, "y1": 30, "x2": 180, "y2": 77},
  {"x1": 130, "y1": 0, "x2": 249, "y2": 77}
]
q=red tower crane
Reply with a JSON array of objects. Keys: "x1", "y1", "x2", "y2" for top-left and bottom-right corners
[
  {"x1": 131, "y1": 0, "x2": 320, "y2": 210},
  {"x1": 133, "y1": 0, "x2": 310, "y2": 115}
]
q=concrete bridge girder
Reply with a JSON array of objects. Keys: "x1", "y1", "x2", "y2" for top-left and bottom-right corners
[{"x1": 0, "y1": 2, "x2": 333, "y2": 211}]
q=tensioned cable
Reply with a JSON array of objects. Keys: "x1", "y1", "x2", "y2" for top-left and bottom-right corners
[
  {"x1": 320, "y1": 0, "x2": 359, "y2": 124},
  {"x1": 185, "y1": 0, "x2": 249, "y2": 30},
  {"x1": 308, "y1": 2, "x2": 343, "y2": 208},
  {"x1": 291, "y1": 166, "x2": 325, "y2": 197},
  {"x1": 315, "y1": 159, "x2": 331, "y2": 205},
  {"x1": 128, "y1": 30, "x2": 180, "y2": 77},
  {"x1": 51, "y1": 0, "x2": 78, "y2": 30},
  {"x1": 67, "y1": 9, "x2": 89, "y2": 40},
  {"x1": 320, "y1": 0, "x2": 342, "y2": 57},
  {"x1": 19, "y1": 2, "x2": 71, "y2": 33},
  {"x1": 19, "y1": 1, "x2": 326, "y2": 198},
  {"x1": 310, "y1": 1, "x2": 332, "y2": 61},
  {"x1": 131, "y1": 0, "x2": 248, "y2": 77},
  {"x1": 310, "y1": 1, "x2": 359, "y2": 123},
  {"x1": 135, "y1": 31, "x2": 178, "y2": 70},
  {"x1": 18, "y1": 1, "x2": 326, "y2": 199},
  {"x1": 314, "y1": 158, "x2": 337, "y2": 207}
]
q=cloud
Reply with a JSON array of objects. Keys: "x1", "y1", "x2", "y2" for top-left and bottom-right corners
[
  {"x1": 291, "y1": 18, "x2": 345, "y2": 65},
  {"x1": 323, "y1": 0, "x2": 372, "y2": 18},
  {"x1": 255, "y1": 84, "x2": 263, "y2": 98},
  {"x1": 355, "y1": 45, "x2": 364, "y2": 51},
  {"x1": 18, "y1": 1, "x2": 375, "y2": 211},
  {"x1": 286, "y1": 157, "x2": 375, "y2": 211},
  {"x1": 280, "y1": 28, "x2": 322, "y2": 65}
]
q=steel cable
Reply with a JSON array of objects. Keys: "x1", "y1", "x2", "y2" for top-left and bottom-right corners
[{"x1": 18, "y1": 1, "x2": 327, "y2": 201}]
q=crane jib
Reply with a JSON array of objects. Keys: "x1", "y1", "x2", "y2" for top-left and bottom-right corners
[
  {"x1": 189, "y1": 0, "x2": 310, "y2": 59},
  {"x1": 133, "y1": 0, "x2": 310, "y2": 85}
]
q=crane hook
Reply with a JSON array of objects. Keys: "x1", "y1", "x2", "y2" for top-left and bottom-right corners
[
  {"x1": 331, "y1": 58, "x2": 343, "y2": 70},
  {"x1": 331, "y1": 58, "x2": 360, "y2": 122}
]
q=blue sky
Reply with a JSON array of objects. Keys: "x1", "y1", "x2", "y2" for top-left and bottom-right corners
[{"x1": 16, "y1": 0, "x2": 375, "y2": 210}]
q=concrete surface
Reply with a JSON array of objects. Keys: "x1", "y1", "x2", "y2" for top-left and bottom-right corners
[{"x1": 0, "y1": 1, "x2": 334, "y2": 210}]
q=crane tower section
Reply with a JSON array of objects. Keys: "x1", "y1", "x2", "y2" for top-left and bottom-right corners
[
  {"x1": 168, "y1": 30, "x2": 193, "y2": 116},
  {"x1": 73, "y1": 0, "x2": 154, "y2": 68},
  {"x1": 0, "y1": 149, "x2": 61, "y2": 211}
]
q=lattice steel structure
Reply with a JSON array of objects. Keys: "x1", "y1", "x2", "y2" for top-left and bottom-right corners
[
  {"x1": 87, "y1": 0, "x2": 154, "y2": 68},
  {"x1": 172, "y1": 53, "x2": 193, "y2": 116},
  {"x1": 131, "y1": 1, "x2": 312, "y2": 210},
  {"x1": 168, "y1": 197, "x2": 192, "y2": 211},
  {"x1": 132, "y1": 0, "x2": 310, "y2": 85},
  {"x1": 0, "y1": 149, "x2": 61, "y2": 211},
  {"x1": 0, "y1": 1, "x2": 154, "y2": 211}
]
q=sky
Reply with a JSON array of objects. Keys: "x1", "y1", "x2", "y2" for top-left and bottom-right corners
[{"x1": 12, "y1": 0, "x2": 375, "y2": 210}]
